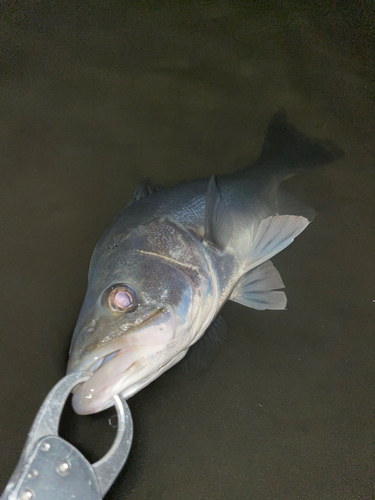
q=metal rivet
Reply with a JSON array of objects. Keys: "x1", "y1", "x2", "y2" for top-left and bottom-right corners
[
  {"x1": 18, "y1": 489, "x2": 34, "y2": 500},
  {"x1": 40, "y1": 442, "x2": 50, "y2": 452},
  {"x1": 27, "y1": 469, "x2": 39, "y2": 480},
  {"x1": 56, "y1": 461, "x2": 70, "y2": 476}
]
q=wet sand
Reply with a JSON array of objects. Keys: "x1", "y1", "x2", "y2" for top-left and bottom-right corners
[{"x1": 0, "y1": 2, "x2": 374, "y2": 499}]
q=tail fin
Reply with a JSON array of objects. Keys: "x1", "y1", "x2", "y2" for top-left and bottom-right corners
[{"x1": 256, "y1": 109, "x2": 344, "y2": 171}]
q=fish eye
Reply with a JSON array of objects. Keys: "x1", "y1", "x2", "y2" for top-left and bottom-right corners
[{"x1": 107, "y1": 284, "x2": 137, "y2": 312}]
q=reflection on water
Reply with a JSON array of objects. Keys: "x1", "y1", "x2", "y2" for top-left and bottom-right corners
[{"x1": 0, "y1": 2, "x2": 374, "y2": 499}]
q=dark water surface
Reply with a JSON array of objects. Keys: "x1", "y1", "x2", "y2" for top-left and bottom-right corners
[{"x1": 0, "y1": 2, "x2": 374, "y2": 499}]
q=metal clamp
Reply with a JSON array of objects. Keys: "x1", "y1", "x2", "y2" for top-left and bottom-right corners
[{"x1": 1, "y1": 373, "x2": 133, "y2": 500}]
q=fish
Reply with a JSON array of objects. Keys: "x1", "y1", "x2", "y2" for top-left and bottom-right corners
[{"x1": 67, "y1": 111, "x2": 343, "y2": 415}]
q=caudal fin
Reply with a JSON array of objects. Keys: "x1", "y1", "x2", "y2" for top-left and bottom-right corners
[{"x1": 256, "y1": 110, "x2": 344, "y2": 172}]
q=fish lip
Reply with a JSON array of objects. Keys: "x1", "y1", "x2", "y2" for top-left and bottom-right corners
[
  {"x1": 88, "y1": 349, "x2": 121, "y2": 374},
  {"x1": 87, "y1": 344, "x2": 139, "y2": 375},
  {"x1": 69, "y1": 306, "x2": 177, "y2": 413},
  {"x1": 69, "y1": 307, "x2": 171, "y2": 375},
  {"x1": 71, "y1": 343, "x2": 170, "y2": 414}
]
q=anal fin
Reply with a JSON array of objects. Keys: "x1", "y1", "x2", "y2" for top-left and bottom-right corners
[
  {"x1": 276, "y1": 189, "x2": 317, "y2": 221},
  {"x1": 230, "y1": 261, "x2": 287, "y2": 310}
]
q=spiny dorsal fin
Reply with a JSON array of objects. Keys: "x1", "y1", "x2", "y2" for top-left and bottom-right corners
[
  {"x1": 230, "y1": 261, "x2": 286, "y2": 310},
  {"x1": 125, "y1": 180, "x2": 161, "y2": 208},
  {"x1": 203, "y1": 176, "x2": 233, "y2": 250}
]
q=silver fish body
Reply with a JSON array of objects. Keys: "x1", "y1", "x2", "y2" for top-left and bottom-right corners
[{"x1": 67, "y1": 111, "x2": 343, "y2": 414}]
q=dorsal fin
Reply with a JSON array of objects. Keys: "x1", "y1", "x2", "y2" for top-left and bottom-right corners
[{"x1": 125, "y1": 180, "x2": 160, "y2": 208}]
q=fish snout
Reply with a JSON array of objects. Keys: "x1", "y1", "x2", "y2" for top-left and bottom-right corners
[{"x1": 69, "y1": 307, "x2": 177, "y2": 414}]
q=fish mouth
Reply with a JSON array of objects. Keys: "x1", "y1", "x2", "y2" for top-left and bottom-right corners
[
  {"x1": 88, "y1": 349, "x2": 121, "y2": 374},
  {"x1": 69, "y1": 307, "x2": 177, "y2": 415}
]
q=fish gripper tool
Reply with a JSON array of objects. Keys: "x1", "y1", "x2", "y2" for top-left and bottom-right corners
[{"x1": 0, "y1": 372, "x2": 133, "y2": 499}]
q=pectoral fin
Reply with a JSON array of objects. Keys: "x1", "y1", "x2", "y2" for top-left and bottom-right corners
[
  {"x1": 244, "y1": 215, "x2": 309, "y2": 271},
  {"x1": 203, "y1": 176, "x2": 233, "y2": 250},
  {"x1": 230, "y1": 261, "x2": 287, "y2": 310}
]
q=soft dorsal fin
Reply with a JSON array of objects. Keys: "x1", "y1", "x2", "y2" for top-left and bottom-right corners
[
  {"x1": 203, "y1": 176, "x2": 233, "y2": 250},
  {"x1": 244, "y1": 215, "x2": 309, "y2": 271},
  {"x1": 230, "y1": 261, "x2": 286, "y2": 310},
  {"x1": 125, "y1": 180, "x2": 160, "y2": 208}
]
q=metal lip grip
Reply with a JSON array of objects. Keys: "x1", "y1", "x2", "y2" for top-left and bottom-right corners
[{"x1": 1, "y1": 372, "x2": 133, "y2": 500}]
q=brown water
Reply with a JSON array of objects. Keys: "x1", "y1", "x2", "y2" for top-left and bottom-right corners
[{"x1": 0, "y1": 2, "x2": 374, "y2": 499}]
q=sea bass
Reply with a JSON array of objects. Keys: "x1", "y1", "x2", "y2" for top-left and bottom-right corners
[{"x1": 67, "y1": 111, "x2": 342, "y2": 415}]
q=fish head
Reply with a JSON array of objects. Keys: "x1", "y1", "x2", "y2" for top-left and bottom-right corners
[{"x1": 67, "y1": 243, "x2": 214, "y2": 414}]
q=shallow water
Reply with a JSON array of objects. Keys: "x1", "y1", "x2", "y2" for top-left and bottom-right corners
[{"x1": 0, "y1": 2, "x2": 374, "y2": 499}]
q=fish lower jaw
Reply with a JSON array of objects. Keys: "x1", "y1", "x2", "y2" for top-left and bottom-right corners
[
  {"x1": 71, "y1": 342, "x2": 187, "y2": 415},
  {"x1": 119, "y1": 348, "x2": 189, "y2": 400},
  {"x1": 96, "y1": 348, "x2": 190, "y2": 406},
  {"x1": 72, "y1": 347, "x2": 189, "y2": 414}
]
